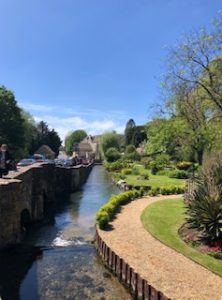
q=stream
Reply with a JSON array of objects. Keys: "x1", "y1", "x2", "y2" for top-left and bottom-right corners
[{"x1": 0, "y1": 165, "x2": 131, "y2": 300}]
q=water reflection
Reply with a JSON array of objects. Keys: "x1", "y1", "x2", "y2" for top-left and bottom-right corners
[{"x1": 0, "y1": 166, "x2": 131, "y2": 300}]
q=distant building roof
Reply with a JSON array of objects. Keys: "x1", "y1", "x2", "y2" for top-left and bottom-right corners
[{"x1": 35, "y1": 144, "x2": 55, "y2": 158}]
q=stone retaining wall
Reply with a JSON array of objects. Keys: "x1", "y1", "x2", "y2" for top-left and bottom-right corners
[
  {"x1": 0, "y1": 163, "x2": 93, "y2": 249},
  {"x1": 95, "y1": 229, "x2": 169, "y2": 300}
]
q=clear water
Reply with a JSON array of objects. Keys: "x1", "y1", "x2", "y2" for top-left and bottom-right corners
[{"x1": 0, "y1": 166, "x2": 131, "y2": 300}]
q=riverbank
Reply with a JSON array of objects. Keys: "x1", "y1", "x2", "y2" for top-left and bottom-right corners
[{"x1": 97, "y1": 195, "x2": 222, "y2": 299}]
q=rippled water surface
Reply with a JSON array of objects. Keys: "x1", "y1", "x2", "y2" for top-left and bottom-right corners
[{"x1": 0, "y1": 166, "x2": 131, "y2": 300}]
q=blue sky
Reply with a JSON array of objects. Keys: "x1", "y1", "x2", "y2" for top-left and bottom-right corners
[{"x1": 0, "y1": 0, "x2": 221, "y2": 140}]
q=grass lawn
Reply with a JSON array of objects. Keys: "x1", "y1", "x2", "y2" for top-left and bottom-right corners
[
  {"x1": 141, "y1": 198, "x2": 222, "y2": 276},
  {"x1": 125, "y1": 169, "x2": 186, "y2": 188}
]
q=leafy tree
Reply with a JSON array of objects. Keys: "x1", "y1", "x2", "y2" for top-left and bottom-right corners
[
  {"x1": 124, "y1": 119, "x2": 136, "y2": 146},
  {"x1": 65, "y1": 129, "x2": 87, "y2": 155},
  {"x1": 31, "y1": 121, "x2": 62, "y2": 156},
  {"x1": 133, "y1": 125, "x2": 147, "y2": 147},
  {"x1": 123, "y1": 144, "x2": 141, "y2": 161},
  {"x1": 100, "y1": 132, "x2": 120, "y2": 155},
  {"x1": 125, "y1": 145, "x2": 136, "y2": 154},
  {"x1": 164, "y1": 22, "x2": 222, "y2": 114},
  {"x1": 105, "y1": 147, "x2": 121, "y2": 162},
  {"x1": 157, "y1": 14, "x2": 222, "y2": 163},
  {"x1": 124, "y1": 119, "x2": 147, "y2": 147},
  {"x1": 146, "y1": 118, "x2": 189, "y2": 160},
  {"x1": 20, "y1": 110, "x2": 37, "y2": 156},
  {"x1": 0, "y1": 86, "x2": 25, "y2": 157}
]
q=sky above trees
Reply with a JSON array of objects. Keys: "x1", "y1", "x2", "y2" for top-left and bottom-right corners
[{"x1": 0, "y1": 0, "x2": 221, "y2": 140}]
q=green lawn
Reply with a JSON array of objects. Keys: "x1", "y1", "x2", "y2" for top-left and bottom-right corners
[
  {"x1": 141, "y1": 198, "x2": 222, "y2": 276},
  {"x1": 125, "y1": 170, "x2": 185, "y2": 188}
]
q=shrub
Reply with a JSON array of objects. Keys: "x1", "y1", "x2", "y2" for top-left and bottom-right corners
[
  {"x1": 177, "y1": 161, "x2": 193, "y2": 170},
  {"x1": 139, "y1": 188, "x2": 145, "y2": 197},
  {"x1": 96, "y1": 190, "x2": 141, "y2": 229},
  {"x1": 105, "y1": 147, "x2": 121, "y2": 162},
  {"x1": 149, "y1": 154, "x2": 171, "y2": 174},
  {"x1": 124, "y1": 151, "x2": 141, "y2": 161},
  {"x1": 175, "y1": 186, "x2": 186, "y2": 194},
  {"x1": 148, "y1": 187, "x2": 160, "y2": 196},
  {"x1": 148, "y1": 185, "x2": 185, "y2": 196},
  {"x1": 125, "y1": 144, "x2": 136, "y2": 154},
  {"x1": 131, "y1": 165, "x2": 140, "y2": 175},
  {"x1": 104, "y1": 160, "x2": 126, "y2": 172},
  {"x1": 137, "y1": 171, "x2": 149, "y2": 180},
  {"x1": 96, "y1": 211, "x2": 110, "y2": 229},
  {"x1": 168, "y1": 170, "x2": 189, "y2": 179},
  {"x1": 186, "y1": 152, "x2": 222, "y2": 241},
  {"x1": 121, "y1": 168, "x2": 132, "y2": 175},
  {"x1": 149, "y1": 161, "x2": 161, "y2": 175},
  {"x1": 141, "y1": 157, "x2": 152, "y2": 169},
  {"x1": 110, "y1": 172, "x2": 126, "y2": 181},
  {"x1": 156, "y1": 169, "x2": 170, "y2": 176}
]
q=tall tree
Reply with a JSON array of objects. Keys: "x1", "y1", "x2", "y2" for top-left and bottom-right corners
[
  {"x1": 100, "y1": 132, "x2": 120, "y2": 156},
  {"x1": 164, "y1": 15, "x2": 222, "y2": 115},
  {"x1": 124, "y1": 119, "x2": 136, "y2": 146},
  {"x1": 0, "y1": 86, "x2": 25, "y2": 156},
  {"x1": 64, "y1": 130, "x2": 87, "y2": 155},
  {"x1": 20, "y1": 110, "x2": 37, "y2": 156},
  {"x1": 31, "y1": 121, "x2": 62, "y2": 156}
]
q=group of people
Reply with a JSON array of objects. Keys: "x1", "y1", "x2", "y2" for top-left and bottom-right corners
[{"x1": 0, "y1": 144, "x2": 13, "y2": 178}]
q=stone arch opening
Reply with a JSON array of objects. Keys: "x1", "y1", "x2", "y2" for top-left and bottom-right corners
[{"x1": 20, "y1": 209, "x2": 31, "y2": 230}]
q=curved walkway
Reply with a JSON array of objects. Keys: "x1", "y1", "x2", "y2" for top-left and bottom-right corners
[{"x1": 98, "y1": 195, "x2": 222, "y2": 300}]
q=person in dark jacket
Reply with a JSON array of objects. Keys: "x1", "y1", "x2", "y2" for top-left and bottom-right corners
[{"x1": 0, "y1": 144, "x2": 13, "y2": 178}]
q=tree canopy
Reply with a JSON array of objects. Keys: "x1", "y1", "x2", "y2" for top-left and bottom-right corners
[
  {"x1": 0, "y1": 86, "x2": 25, "y2": 156},
  {"x1": 30, "y1": 121, "x2": 62, "y2": 156},
  {"x1": 100, "y1": 132, "x2": 120, "y2": 156},
  {"x1": 65, "y1": 129, "x2": 87, "y2": 155}
]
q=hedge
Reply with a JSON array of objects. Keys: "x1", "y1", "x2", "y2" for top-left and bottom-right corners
[
  {"x1": 148, "y1": 185, "x2": 186, "y2": 196},
  {"x1": 96, "y1": 189, "x2": 144, "y2": 229}
]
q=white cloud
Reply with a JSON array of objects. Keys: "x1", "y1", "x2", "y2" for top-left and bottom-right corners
[
  {"x1": 20, "y1": 103, "x2": 54, "y2": 112},
  {"x1": 34, "y1": 114, "x2": 125, "y2": 141},
  {"x1": 20, "y1": 102, "x2": 129, "y2": 120},
  {"x1": 20, "y1": 101, "x2": 128, "y2": 141}
]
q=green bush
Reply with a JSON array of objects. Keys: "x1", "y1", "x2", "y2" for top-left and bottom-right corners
[
  {"x1": 175, "y1": 186, "x2": 186, "y2": 194},
  {"x1": 148, "y1": 187, "x2": 160, "y2": 196},
  {"x1": 177, "y1": 161, "x2": 193, "y2": 170},
  {"x1": 104, "y1": 160, "x2": 126, "y2": 172},
  {"x1": 124, "y1": 151, "x2": 141, "y2": 161},
  {"x1": 149, "y1": 154, "x2": 171, "y2": 174},
  {"x1": 139, "y1": 188, "x2": 145, "y2": 197},
  {"x1": 141, "y1": 157, "x2": 152, "y2": 169},
  {"x1": 156, "y1": 169, "x2": 170, "y2": 176},
  {"x1": 150, "y1": 161, "x2": 161, "y2": 175},
  {"x1": 96, "y1": 211, "x2": 110, "y2": 229},
  {"x1": 131, "y1": 165, "x2": 140, "y2": 175},
  {"x1": 121, "y1": 168, "x2": 132, "y2": 175},
  {"x1": 110, "y1": 172, "x2": 126, "y2": 181},
  {"x1": 125, "y1": 144, "x2": 136, "y2": 154},
  {"x1": 137, "y1": 171, "x2": 149, "y2": 180},
  {"x1": 96, "y1": 190, "x2": 141, "y2": 229},
  {"x1": 105, "y1": 147, "x2": 121, "y2": 162},
  {"x1": 148, "y1": 185, "x2": 185, "y2": 196},
  {"x1": 168, "y1": 170, "x2": 189, "y2": 179}
]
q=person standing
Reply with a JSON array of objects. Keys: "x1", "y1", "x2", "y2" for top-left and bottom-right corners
[{"x1": 0, "y1": 144, "x2": 13, "y2": 178}]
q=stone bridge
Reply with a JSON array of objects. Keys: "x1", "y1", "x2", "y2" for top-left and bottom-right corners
[{"x1": 0, "y1": 163, "x2": 93, "y2": 249}]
